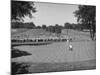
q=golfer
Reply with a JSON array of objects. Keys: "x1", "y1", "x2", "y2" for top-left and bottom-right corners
[{"x1": 69, "y1": 44, "x2": 73, "y2": 51}]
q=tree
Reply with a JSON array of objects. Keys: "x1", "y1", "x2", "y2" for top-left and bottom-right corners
[
  {"x1": 11, "y1": 22, "x2": 36, "y2": 29},
  {"x1": 46, "y1": 25, "x2": 55, "y2": 33},
  {"x1": 74, "y1": 5, "x2": 96, "y2": 40},
  {"x1": 64, "y1": 22, "x2": 72, "y2": 29},
  {"x1": 42, "y1": 24, "x2": 47, "y2": 29},
  {"x1": 55, "y1": 24, "x2": 62, "y2": 37},
  {"x1": 36, "y1": 26, "x2": 41, "y2": 29},
  {"x1": 11, "y1": 0, "x2": 36, "y2": 21},
  {"x1": 23, "y1": 22, "x2": 36, "y2": 29}
]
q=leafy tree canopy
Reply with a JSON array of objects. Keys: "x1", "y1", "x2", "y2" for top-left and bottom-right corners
[
  {"x1": 11, "y1": 0, "x2": 36, "y2": 21},
  {"x1": 74, "y1": 5, "x2": 96, "y2": 40},
  {"x1": 74, "y1": 5, "x2": 96, "y2": 26}
]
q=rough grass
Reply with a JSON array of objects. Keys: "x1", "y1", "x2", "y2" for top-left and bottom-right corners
[
  {"x1": 29, "y1": 59, "x2": 96, "y2": 73},
  {"x1": 11, "y1": 59, "x2": 96, "y2": 74}
]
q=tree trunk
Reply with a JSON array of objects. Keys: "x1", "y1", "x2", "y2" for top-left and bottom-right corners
[
  {"x1": 90, "y1": 24, "x2": 95, "y2": 40},
  {"x1": 89, "y1": 24, "x2": 94, "y2": 40}
]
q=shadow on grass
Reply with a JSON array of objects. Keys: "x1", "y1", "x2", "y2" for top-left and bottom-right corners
[
  {"x1": 11, "y1": 48, "x2": 32, "y2": 58},
  {"x1": 11, "y1": 60, "x2": 96, "y2": 75},
  {"x1": 11, "y1": 62, "x2": 31, "y2": 75},
  {"x1": 11, "y1": 42, "x2": 52, "y2": 48}
]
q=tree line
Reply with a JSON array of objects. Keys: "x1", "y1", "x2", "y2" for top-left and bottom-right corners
[
  {"x1": 12, "y1": 21, "x2": 89, "y2": 30},
  {"x1": 11, "y1": 1, "x2": 96, "y2": 40}
]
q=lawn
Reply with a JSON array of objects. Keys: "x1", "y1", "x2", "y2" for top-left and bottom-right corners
[
  {"x1": 11, "y1": 29, "x2": 96, "y2": 74},
  {"x1": 12, "y1": 40, "x2": 95, "y2": 63}
]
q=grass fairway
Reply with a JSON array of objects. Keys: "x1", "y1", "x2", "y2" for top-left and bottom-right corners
[
  {"x1": 28, "y1": 59, "x2": 95, "y2": 73},
  {"x1": 12, "y1": 41, "x2": 96, "y2": 74},
  {"x1": 12, "y1": 41, "x2": 95, "y2": 63},
  {"x1": 11, "y1": 30, "x2": 96, "y2": 74},
  {"x1": 12, "y1": 59, "x2": 95, "y2": 74}
]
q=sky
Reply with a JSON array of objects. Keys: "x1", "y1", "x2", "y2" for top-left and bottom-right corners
[{"x1": 24, "y1": 2, "x2": 78, "y2": 26}]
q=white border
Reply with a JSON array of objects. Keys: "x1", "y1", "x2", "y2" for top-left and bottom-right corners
[
  {"x1": 0, "y1": 0, "x2": 98, "y2": 75},
  {"x1": 22, "y1": 0, "x2": 96, "y2": 5}
]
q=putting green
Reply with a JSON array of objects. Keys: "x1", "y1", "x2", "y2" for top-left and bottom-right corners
[{"x1": 12, "y1": 41, "x2": 96, "y2": 63}]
